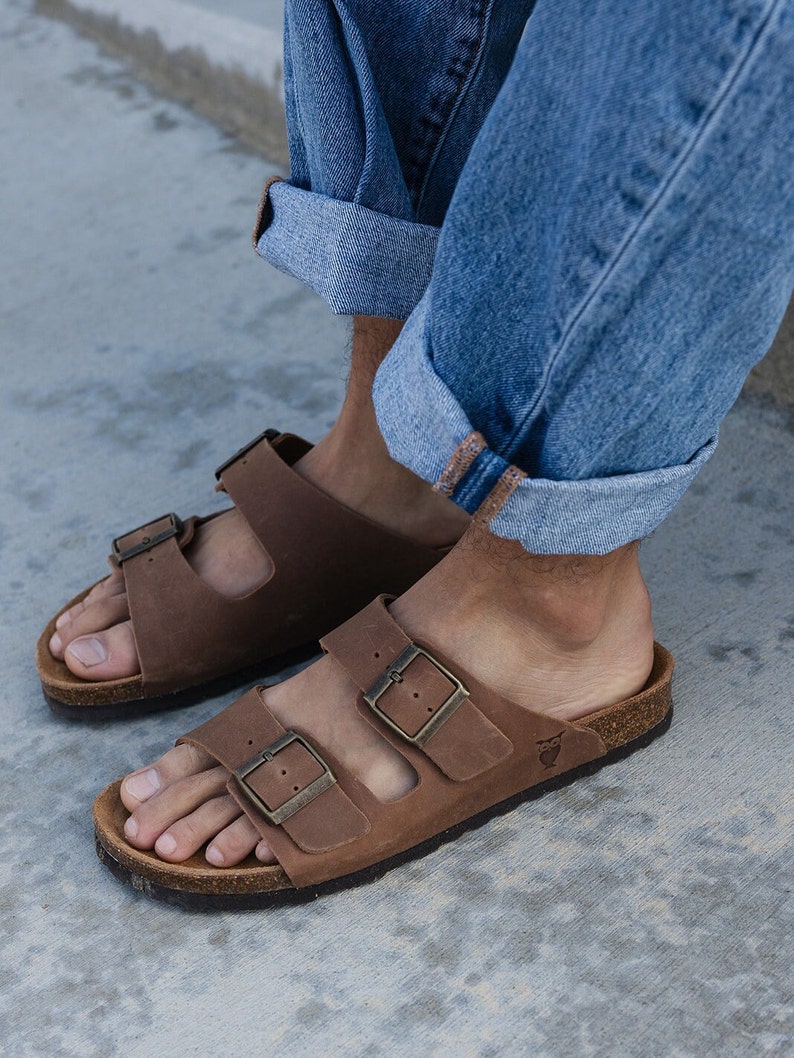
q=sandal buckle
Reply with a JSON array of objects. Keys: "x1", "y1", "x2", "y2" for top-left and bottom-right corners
[
  {"x1": 112, "y1": 512, "x2": 184, "y2": 565},
  {"x1": 363, "y1": 643, "x2": 469, "y2": 747},
  {"x1": 214, "y1": 428, "x2": 281, "y2": 480},
  {"x1": 233, "y1": 730, "x2": 336, "y2": 826}
]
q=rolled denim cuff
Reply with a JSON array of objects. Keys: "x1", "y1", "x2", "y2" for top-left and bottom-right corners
[
  {"x1": 373, "y1": 326, "x2": 717, "y2": 555},
  {"x1": 253, "y1": 179, "x2": 440, "y2": 319}
]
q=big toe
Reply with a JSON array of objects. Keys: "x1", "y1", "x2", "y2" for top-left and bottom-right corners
[
  {"x1": 64, "y1": 621, "x2": 140, "y2": 681},
  {"x1": 50, "y1": 592, "x2": 130, "y2": 660}
]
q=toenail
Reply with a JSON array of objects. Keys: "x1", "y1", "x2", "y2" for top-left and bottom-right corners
[
  {"x1": 206, "y1": 844, "x2": 225, "y2": 867},
  {"x1": 67, "y1": 637, "x2": 108, "y2": 668},
  {"x1": 55, "y1": 611, "x2": 72, "y2": 629},
  {"x1": 124, "y1": 816, "x2": 139, "y2": 840},
  {"x1": 124, "y1": 769, "x2": 161, "y2": 802},
  {"x1": 156, "y1": 834, "x2": 177, "y2": 856},
  {"x1": 49, "y1": 633, "x2": 62, "y2": 654},
  {"x1": 255, "y1": 841, "x2": 277, "y2": 864}
]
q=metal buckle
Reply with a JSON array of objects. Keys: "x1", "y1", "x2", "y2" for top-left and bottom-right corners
[
  {"x1": 214, "y1": 428, "x2": 281, "y2": 480},
  {"x1": 112, "y1": 513, "x2": 184, "y2": 565},
  {"x1": 233, "y1": 730, "x2": 336, "y2": 826},
  {"x1": 363, "y1": 643, "x2": 469, "y2": 747}
]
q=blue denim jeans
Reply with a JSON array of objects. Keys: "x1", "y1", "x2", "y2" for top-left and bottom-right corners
[{"x1": 255, "y1": 0, "x2": 794, "y2": 554}]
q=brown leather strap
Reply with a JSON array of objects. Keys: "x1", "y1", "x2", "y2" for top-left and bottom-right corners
[
  {"x1": 216, "y1": 431, "x2": 318, "y2": 568},
  {"x1": 107, "y1": 431, "x2": 443, "y2": 697},
  {"x1": 171, "y1": 607, "x2": 609, "y2": 889},
  {"x1": 321, "y1": 597, "x2": 514, "y2": 782},
  {"x1": 178, "y1": 686, "x2": 369, "y2": 854}
]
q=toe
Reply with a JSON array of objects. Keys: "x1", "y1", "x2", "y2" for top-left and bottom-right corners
[
  {"x1": 55, "y1": 572, "x2": 125, "y2": 629},
  {"x1": 120, "y1": 743, "x2": 276, "y2": 867},
  {"x1": 154, "y1": 794, "x2": 244, "y2": 863},
  {"x1": 121, "y1": 767, "x2": 162, "y2": 807},
  {"x1": 254, "y1": 840, "x2": 278, "y2": 865},
  {"x1": 64, "y1": 621, "x2": 139, "y2": 680},
  {"x1": 54, "y1": 593, "x2": 130, "y2": 657},
  {"x1": 124, "y1": 765, "x2": 230, "y2": 849},
  {"x1": 206, "y1": 814, "x2": 264, "y2": 867},
  {"x1": 121, "y1": 744, "x2": 217, "y2": 810}
]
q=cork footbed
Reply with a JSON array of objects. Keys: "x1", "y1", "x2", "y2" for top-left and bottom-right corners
[
  {"x1": 93, "y1": 643, "x2": 674, "y2": 910},
  {"x1": 37, "y1": 584, "x2": 145, "y2": 711}
]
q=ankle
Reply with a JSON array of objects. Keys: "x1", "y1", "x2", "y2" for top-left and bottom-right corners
[
  {"x1": 296, "y1": 315, "x2": 470, "y2": 548},
  {"x1": 520, "y1": 546, "x2": 651, "y2": 652},
  {"x1": 297, "y1": 430, "x2": 469, "y2": 549},
  {"x1": 391, "y1": 529, "x2": 655, "y2": 719},
  {"x1": 297, "y1": 312, "x2": 407, "y2": 500},
  {"x1": 455, "y1": 531, "x2": 649, "y2": 641}
]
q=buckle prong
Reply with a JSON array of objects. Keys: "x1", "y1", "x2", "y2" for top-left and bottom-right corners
[{"x1": 364, "y1": 644, "x2": 469, "y2": 747}]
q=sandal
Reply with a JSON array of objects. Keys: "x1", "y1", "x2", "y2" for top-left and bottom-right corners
[
  {"x1": 38, "y1": 431, "x2": 445, "y2": 719},
  {"x1": 93, "y1": 595, "x2": 674, "y2": 909}
]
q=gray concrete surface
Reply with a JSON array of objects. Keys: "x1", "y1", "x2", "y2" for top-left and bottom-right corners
[
  {"x1": 36, "y1": 0, "x2": 288, "y2": 160},
  {"x1": 1, "y1": 1, "x2": 792, "y2": 1056}
]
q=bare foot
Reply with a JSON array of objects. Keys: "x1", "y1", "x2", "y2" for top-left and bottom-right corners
[{"x1": 118, "y1": 527, "x2": 655, "y2": 869}]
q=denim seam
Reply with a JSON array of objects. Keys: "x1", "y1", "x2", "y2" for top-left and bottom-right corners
[
  {"x1": 504, "y1": 0, "x2": 783, "y2": 454},
  {"x1": 402, "y1": 0, "x2": 496, "y2": 217}
]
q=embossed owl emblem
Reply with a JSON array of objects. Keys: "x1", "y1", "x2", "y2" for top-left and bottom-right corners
[{"x1": 537, "y1": 732, "x2": 564, "y2": 769}]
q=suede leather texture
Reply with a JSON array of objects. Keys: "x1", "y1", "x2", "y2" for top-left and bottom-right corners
[{"x1": 115, "y1": 432, "x2": 442, "y2": 696}]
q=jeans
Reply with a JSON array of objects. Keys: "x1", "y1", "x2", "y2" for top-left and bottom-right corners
[{"x1": 255, "y1": 0, "x2": 794, "y2": 554}]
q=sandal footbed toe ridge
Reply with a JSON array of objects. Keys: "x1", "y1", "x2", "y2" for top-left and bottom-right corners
[{"x1": 93, "y1": 596, "x2": 674, "y2": 909}]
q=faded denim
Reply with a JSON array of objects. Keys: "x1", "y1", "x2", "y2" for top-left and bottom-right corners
[{"x1": 256, "y1": 0, "x2": 794, "y2": 554}]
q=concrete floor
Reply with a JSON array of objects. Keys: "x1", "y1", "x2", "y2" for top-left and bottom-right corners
[{"x1": 1, "y1": 1, "x2": 792, "y2": 1055}]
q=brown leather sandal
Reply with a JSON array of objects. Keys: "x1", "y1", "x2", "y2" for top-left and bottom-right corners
[
  {"x1": 93, "y1": 596, "x2": 674, "y2": 909},
  {"x1": 38, "y1": 432, "x2": 445, "y2": 719}
]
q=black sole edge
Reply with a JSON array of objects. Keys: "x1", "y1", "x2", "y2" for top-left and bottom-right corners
[
  {"x1": 43, "y1": 642, "x2": 321, "y2": 722},
  {"x1": 95, "y1": 705, "x2": 674, "y2": 911}
]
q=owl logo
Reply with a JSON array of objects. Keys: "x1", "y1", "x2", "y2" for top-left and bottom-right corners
[{"x1": 537, "y1": 732, "x2": 564, "y2": 770}]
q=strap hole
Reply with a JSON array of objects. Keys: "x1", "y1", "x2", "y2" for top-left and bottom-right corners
[
  {"x1": 427, "y1": 707, "x2": 433, "y2": 713},
  {"x1": 374, "y1": 652, "x2": 380, "y2": 658},
  {"x1": 148, "y1": 557, "x2": 154, "y2": 563},
  {"x1": 293, "y1": 786, "x2": 299, "y2": 792},
  {"x1": 413, "y1": 692, "x2": 419, "y2": 699},
  {"x1": 247, "y1": 739, "x2": 253, "y2": 745},
  {"x1": 281, "y1": 769, "x2": 287, "y2": 776}
]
